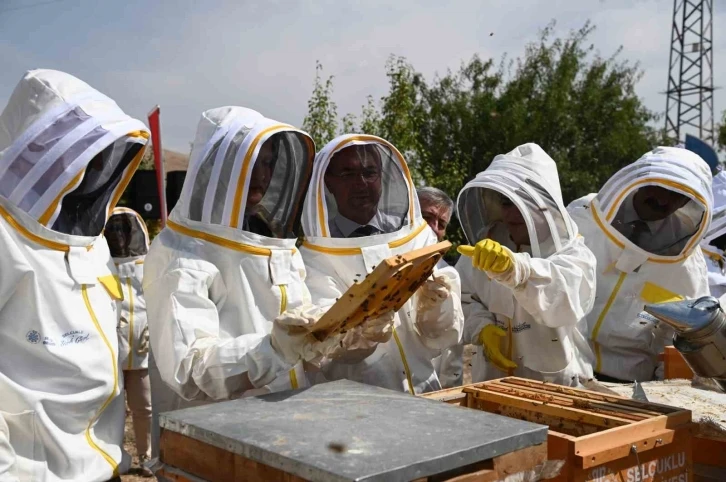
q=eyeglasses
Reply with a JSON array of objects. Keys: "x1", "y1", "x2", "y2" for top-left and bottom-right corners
[{"x1": 326, "y1": 169, "x2": 381, "y2": 182}]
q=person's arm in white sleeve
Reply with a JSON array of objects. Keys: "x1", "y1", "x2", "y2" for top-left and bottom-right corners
[
  {"x1": 412, "y1": 262, "x2": 464, "y2": 351},
  {"x1": 456, "y1": 256, "x2": 498, "y2": 345},
  {"x1": 144, "y1": 257, "x2": 292, "y2": 401},
  {"x1": 492, "y1": 235, "x2": 597, "y2": 329}
]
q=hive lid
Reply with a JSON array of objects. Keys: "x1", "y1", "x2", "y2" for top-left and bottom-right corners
[{"x1": 160, "y1": 379, "x2": 547, "y2": 482}]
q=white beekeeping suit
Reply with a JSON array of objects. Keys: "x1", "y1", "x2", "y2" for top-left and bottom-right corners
[
  {"x1": 108, "y1": 207, "x2": 150, "y2": 371},
  {"x1": 569, "y1": 147, "x2": 712, "y2": 383},
  {"x1": 106, "y1": 207, "x2": 152, "y2": 472},
  {"x1": 0, "y1": 70, "x2": 149, "y2": 481},
  {"x1": 700, "y1": 170, "x2": 726, "y2": 298},
  {"x1": 144, "y1": 107, "x2": 316, "y2": 461},
  {"x1": 299, "y1": 134, "x2": 464, "y2": 394},
  {"x1": 456, "y1": 143, "x2": 596, "y2": 386}
]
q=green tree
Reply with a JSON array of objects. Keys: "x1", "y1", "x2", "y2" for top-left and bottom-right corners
[
  {"x1": 138, "y1": 147, "x2": 155, "y2": 170},
  {"x1": 303, "y1": 21, "x2": 660, "y2": 246},
  {"x1": 302, "y1": 61, "x2": 339, "y2": 148}
]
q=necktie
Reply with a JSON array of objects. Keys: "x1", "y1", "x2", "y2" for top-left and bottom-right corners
[{"x1": 349, "y1": 225, "x2": 379, "y2": 238}]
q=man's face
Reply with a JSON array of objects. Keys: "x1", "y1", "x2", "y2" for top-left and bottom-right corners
[
  {"x1": 420, "y1": 202, "x2": 452, "y2": 241},
  {"x1": 247, "y1": 138, "x2": 277, "y2": 209},
  {"x1": 633, "y1": 186, "x2": 690, "y2": 222},
  {"x1": 324, "y1": 145, "x2": 382, "y2": 222},
  {"x1": 500, "y1": 195, "x2": 529, "y2": 246},
  {"x1": 105, "y1": 216, "x2": 131, "y2": 252}
]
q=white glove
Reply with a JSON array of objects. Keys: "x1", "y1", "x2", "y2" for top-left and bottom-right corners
[
  {"x1": 271, "y1": 305, "x2": 339, "y2": 365},
  {"x1": 415, "y1": 273, "x2": 454, "y2": 339},
  {"x1": 136, "y1": 325, "x2": 150, "y2": 355},
  {"x1": 417, "y1": 273, "x2": 452, "y2": 312},
  {"x1": 325, "y1": 310, "x2": 395, "y2": 363}
]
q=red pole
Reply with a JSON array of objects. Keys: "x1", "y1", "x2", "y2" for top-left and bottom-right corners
[{"x1": 147, "y1": 105, "x2": 167, "y2": 227}]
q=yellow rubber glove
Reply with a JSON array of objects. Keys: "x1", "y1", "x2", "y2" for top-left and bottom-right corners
[
  {"x1": 457, "y1": 239, "x2": 513, "y2": 274},
  {"x1": 478, "y1": 324, "x2": 518, "y2": 372}
]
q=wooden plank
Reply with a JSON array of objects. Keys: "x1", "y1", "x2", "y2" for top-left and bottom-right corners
[
  {"x1": 311, "y1": 241, "x2": 450, "y2": 340},
  {"x1": 575, "y1": 427, "x2": 678, "y2": 469},
  {"x1": 422, "y1": 386, "x2": 468, "y2": 405},
  {"x1": 160, "y1": 429, "x2": 308, "y2": 482},
  {"x1": 160, "y1": 429, "x2": 235, "y2": 481},
  {"x1": 233, "y1": 454, "x2": 310, "y2": 482},
  {"x1": 435, "y1": 468, "x2": 498, "y2": 482},
  {"x1": 663, "y1": 346, "x2": 695, "y2": 380},
  {"x1": 491, "y1": 442, "x2": 548, "y2": 478},
  {"x1": 426, "y1": 460, "x2": 498, "y2": 482},
  {"x1": 571, "y1": 412, "x2": 693, "y2": 459},
  {"x1": 464, "y1": 387, "x2": 634, "y2": 428},
  {"x1": 480, "y1": 381, "x2": 651, "y2": 421},
  {"x1": 499, "y1": 377, "x2": 679, "y2": 414},
  {"x1": 156, "y1": 466, "x2": 202, "y2": 482},
  {"x1": 430, "y1": 442, "x2": 547, "y2": 482},
  {"x1": 693, "y1": 435, "x2": 726, "y2": 468},
  {"x1": 571, "y1": 433, "x2": 691, "y2": 482}
]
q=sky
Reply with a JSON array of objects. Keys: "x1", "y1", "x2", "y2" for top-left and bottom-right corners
[{"x1": 1, "y1": 0, "x2": 724, "y2": 153}]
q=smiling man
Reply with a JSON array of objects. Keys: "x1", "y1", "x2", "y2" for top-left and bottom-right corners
[
  {"x1": 324, "y1": 143, "x2": 402, "y2": 237},
  {"x1": 417, "y1": 187, "x2": 454, "y2": 241}
]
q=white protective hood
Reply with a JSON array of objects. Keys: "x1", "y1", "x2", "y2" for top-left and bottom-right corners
[
  {"x1": 457, "y1": 143, "x2": 575, "y2": 258},
  {"x1": 173, "y1": 106, "x2": 314, "y2": 238},
  {"x1": 0, "y1": 69, "x2": 149, "y2": 237},
  {"x1": 592, "y1": 146, "x2": 712, "y2": 266},
  {"x1": 300, "y1": 134, "x2": 463, "y2": 395}
]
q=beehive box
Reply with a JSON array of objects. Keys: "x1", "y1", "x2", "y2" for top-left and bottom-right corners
[
  {"x1": 311, "y1": 241, "x2": 450, "y2": 341},
  {"x1": 158, "y1": 380, "x2": 549, "y2": 482},
  {"x1": 424, "y1": 377, "x2": 694, "y2": 482},
  {"x1": 661, "y1": 347, "x2": 695, "y2": 380},
  {"x1": 661, "y1": 347, "x2": 725, "y2": 472}
]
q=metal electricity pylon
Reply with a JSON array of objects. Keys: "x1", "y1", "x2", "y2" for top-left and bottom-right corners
[{"x1": 664, "y1": 0, "x2": 714, "y2": 145}]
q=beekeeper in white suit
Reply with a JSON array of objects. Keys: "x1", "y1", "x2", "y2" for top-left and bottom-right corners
[
  {"x1": 569, "y1": 147, "x2": 713, "y2": 383},
  {"x1": 699, "y1": 169, "x2": 726, "y2": 298},
  {"x1": 0, "y1": 70, "x2": 149, "y2": 481},
  {"x1": 106, "y1": 207, "x2": 153, "y2": 477},
  {"x1": 144, "y1": 108, "x2": 385, "y2": 467},
  {"x1": 298, "y1": 134, "x2": 464, "y2": 394},
  {"x1": 455, "y1": 143, "x2": 596, "y2": 386}
]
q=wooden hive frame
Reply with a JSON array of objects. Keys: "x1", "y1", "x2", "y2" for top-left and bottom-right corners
[
  {"x1": 424, "y1": 377, "x2": 695, "y2": 482},
  {"x1": 311, "y1": 241, "x2": 451, "y2": 341}
]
